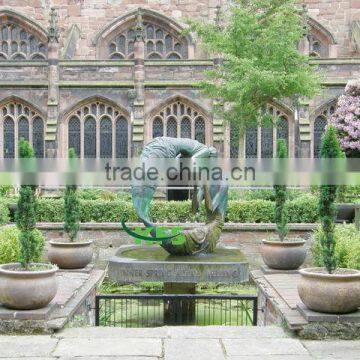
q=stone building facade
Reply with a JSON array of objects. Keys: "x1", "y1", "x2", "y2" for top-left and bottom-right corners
[{"x1": 0, "y1": 0, "x2": 359, "y2": 159}]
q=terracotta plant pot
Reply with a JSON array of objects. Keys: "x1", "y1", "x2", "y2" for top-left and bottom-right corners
[
  {"x1": 260, "y1": 239, "x2": 307, "y2": 270},
  {"x1": 48, "y1": 240, "x2": 93, "y2": 269},
  {"x1": 0, "y1": 263, "x2": 58, "y2": 310},
  {"x1": 298, "y1": 267, "x2": 360, "y2": 314}
]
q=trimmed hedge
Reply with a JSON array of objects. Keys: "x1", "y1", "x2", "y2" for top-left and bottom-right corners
[
  {"x1": 5, "y1": 194, "x2": 318, "y2": 223},
  {"x1": 0, "y1": 199, "x2": 10, "y2": 225}
]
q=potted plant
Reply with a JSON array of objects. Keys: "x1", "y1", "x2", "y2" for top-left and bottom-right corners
[
  {"x1": 48, "y1": 148, "x2": 93, "y2": 269},
  {"x1": 0, "y1": 139, "x2": 58, "y2": 310},
  {"x1": 260, "y1": 139, "x2": 307, "y2": 270},
  {"x1": 298, "y1": 126, "x2": 360, "y2": 313}
]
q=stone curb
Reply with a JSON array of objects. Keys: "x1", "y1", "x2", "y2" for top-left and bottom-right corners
[{"x1": 33, "y1": 222, "x2": 318, "y2": 231}]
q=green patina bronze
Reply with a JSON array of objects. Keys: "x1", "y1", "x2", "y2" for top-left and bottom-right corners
[{"x1": 130, "y1": 137, "x2": 228, "y2": 256}]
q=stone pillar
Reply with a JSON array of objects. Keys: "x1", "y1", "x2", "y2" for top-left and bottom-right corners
[
  {"x1": 46, "y1": 8, "x2": 60, "y2": 158},
  {"x1": 131, "y1": 9, "x2": 146, "y2": 156},
  {"x1": 297, "y1": 99, "x2": 311, "y2": 158},
  {"x1": 164, "y1": 282, "x2": 196, "y2": 325}
]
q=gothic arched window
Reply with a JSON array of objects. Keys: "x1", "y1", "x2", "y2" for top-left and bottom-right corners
[
  {"x1": 261, "y1": 126, "x2": 273, "y2": 158},
  {"x1": 244, "y1": 104, "x2": 291, "y2": 158},
  {"x1": 245, "y1": 126, "x2": 257, "y2": 158},
  {"x1": 276, "y1": 116, "x2": 289, "y2": 148},
  {"x1": 151, "y1": 100, "x2": 210, "y2": 144},
  {"x1": 84, "y1": 117, "x2": 96, "y2": 158},
  {"x1": 18, "y1": 116, "x2": 29, "y2": 141},
  {"x1": 100, "y1": 117, "x2": 112, "y2": 158},
  {"x1": 1, "y1": 100, "x2": 45, "y2": 158},
  {"x1": 167, "y1": 117, "x2": 177, "y2": 137},
  {"x1": 106, "y1": 17, "x2": 188, "y2": 60},
  {"x1": 180, "y1": 117, "x2": 191, "y2": 138},
  {"x1": 152, "y1": 117, "x2": 163, "y2": 138},
  {"x1": 32, "y1": 116, "x2": 44, "y2": 158},
  {"x1": 116, "y1": 116, "x2": 128, "y2": 158},
  {"x1": 194, "y1": 117, "x2": 205, "y2": 144},
  {"x1": 3, "y1": 117, "x2": 14, "y2": 158},
  {"x1": 66, "y1": 100, "x2": 129, "y2": 158},
  {"x1": 312, "y1": 102, "x2": 336, "y2": 158},
  {"x1": 314, "y1": 116, "x2": 327, "y2": 158},
  {"x1": 68, "y1": 116, "x2": 81, "y2": 157},
  {"x1": 0, "y1": 18, "x2": 47, "y2": 60},
  {"x1": 230, "y1": 124, "x2": 240, "y2": 158}
]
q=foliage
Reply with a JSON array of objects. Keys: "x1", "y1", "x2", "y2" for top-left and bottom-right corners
[
  {"x1": 0, "y1": 199, "x2": 9, "y2": 225},
  {"x1": 228, "y1": 188, "x2": 304, "y2": 201},
  {"x1": 274, "y1": 139, "x2": 288, "y2": 240},
  {"x1": 284, "y1": 194, "x2": 318, "y2": 223},
  {"x1": 16, "y1": 139, "x2": 38, "y2": 269},
  {"x1": 312, "y1": 224, "x2": 360, "y2": 270},
  {"x1": 24, "y1": 196, "x2": 320, "y2": 223},
  {"x1": 64, "y1": 148, "x2": 80, "y2": 241},
  {"x1": 187, "y1": 0, "x2": 320, "y2": 129},
  {"x1": 0, "y1": 186, "x2": 13, "y2": 197},
  {"x1": 78, "y1": 188, "x2": 117, "y2": 201},
  {"x1": 336, "y1": 185, "x2": 360, "y2": 203},
  {"x1": 330, "y1": 80, "x2": 360, "y2": 157},
  {"x1": 318, "y1": 126, "x2": 344, "y2": 273},
  {"x1": 0, "y1": 225, "x2": 44, "y2": 265}
]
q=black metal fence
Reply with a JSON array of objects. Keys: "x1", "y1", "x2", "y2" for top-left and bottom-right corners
[{"x1": 95, "y1": 294, "x2": 257, "y2": 327}]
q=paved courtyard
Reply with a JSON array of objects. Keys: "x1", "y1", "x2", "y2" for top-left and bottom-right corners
[{"x1": 0, "y1": 326, "x2": 359, "y2": 359}]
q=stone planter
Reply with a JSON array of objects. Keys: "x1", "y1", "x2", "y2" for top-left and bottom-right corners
[
  {"x1": 48, "y1": 240, "x2": 93, "y2": 269},
  {"x1": 298, "y1": 267, "x2": 360, "y2": 314},
  {"x1": 0, "y1": 263, "x2": 58, "y2": 310},
  {"x1": 260, "y1": 239, "x2": 306, "y2": 270},
  {"x1": 336, "y1": 203, "x2": 356, "y2": 223}
]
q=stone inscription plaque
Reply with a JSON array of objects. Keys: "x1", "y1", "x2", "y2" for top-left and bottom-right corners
[{"x1": 108, "y1": 259, "x2": 249, "y2": 284}]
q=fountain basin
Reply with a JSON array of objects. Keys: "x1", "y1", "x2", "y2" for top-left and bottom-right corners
[{"x1": 108, "y1": 245, "x2": 249, "y2": 284}]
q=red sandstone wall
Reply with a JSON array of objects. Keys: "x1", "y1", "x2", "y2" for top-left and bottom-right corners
[{"x1": 0, "y1": 0, "x2": 358, "y2": 58}]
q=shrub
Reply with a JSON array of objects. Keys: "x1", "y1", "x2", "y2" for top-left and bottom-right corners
[
  {"x1": 285, "y1": 194, "x2": 319, "y2": 223},
  {"x1": 330, "y1": 79, "x2": 360, "y2": 158},
  {"x1": 312, "y1": 224, "x2": 360, "y2": 270},
  {"x1": 227, "y1": 200, "x2": 274, "y2": 223},
  {"x1": 64, "y1": 148, "x2": 80, "y2": 241},
  {"x1": 274, "y1": 139, "x2": 288, "y2": 240},
  {"x1": 16, "y1": 139, "x2": 38, "y2": 269},
  {"x1": 33, "y1": 197, "x2": 319, "y2": 223},
  {"x1": 0, "y1": 225, "x2": 45, "y2": 265},
  {"x1": 318, "y1": 126, "x2": 344, "y2": 273},
  {"x1": 78, "y1": 188, "x2": 117, "y2": 201},
  {"x1": 0, "y1": 199, "x2": 9, "y2": 225}
]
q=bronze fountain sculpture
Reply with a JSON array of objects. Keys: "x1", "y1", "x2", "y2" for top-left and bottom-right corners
[{"x1": 126, "y1": 137, "x2": 229, "y2": 256}]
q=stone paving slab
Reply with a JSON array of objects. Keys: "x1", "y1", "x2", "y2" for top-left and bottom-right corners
[
  {"x1": 165, "y1": 325, "x2": 288, "y2": 339},
  {"x1": 164, "y1": 338, "x2": 225, "y2": 360},
  {"x1": 222, "y1": 338, "x2": 309, "y2": 357},
  {"x1": 56, "y1": 326, "x2": 168, "y2": 338},
  {"x1": 227, "y1": 356, "x2": 313, "y2": 360},
  {"x1": 53, "y1": 337, "x2": 162, "y2": 357},
  {"x1": 302, "y1": 340, "x2": 360, "y2": 359},
  {"x1": 0, "y1": 336, "x2": 57, "y2": 357},
  {"x1": 1, "y1": 327, "x2": 360, "y2": 359}
]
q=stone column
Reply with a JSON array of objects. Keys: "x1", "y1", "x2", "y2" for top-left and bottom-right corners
[
  {"x1": 131, "y1": 9, "x2": 145, "y2": 156},
  {"x1": 46, "y1": 8, "x2": 60, "y2": 158},
  {"x1": 297, "y1": 99, "x2": 311, "y2": 158}
]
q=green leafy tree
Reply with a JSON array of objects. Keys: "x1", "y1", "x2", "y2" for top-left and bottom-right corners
[
  {"x1": 64, "y1": 148, "x2": 80, "y2": 241},
  {"x1": 319, "y1": 126, "x2": 344, "y2": 273},
  {"x1": 16, "y1": 139, "x2": 37, "y2": 269},
  {"x1": 187, "y1": 0, "x2": 320, "y2": 128},
  {"x1": 274, "y1": 139, "x2": 288, "y2": 241}
]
